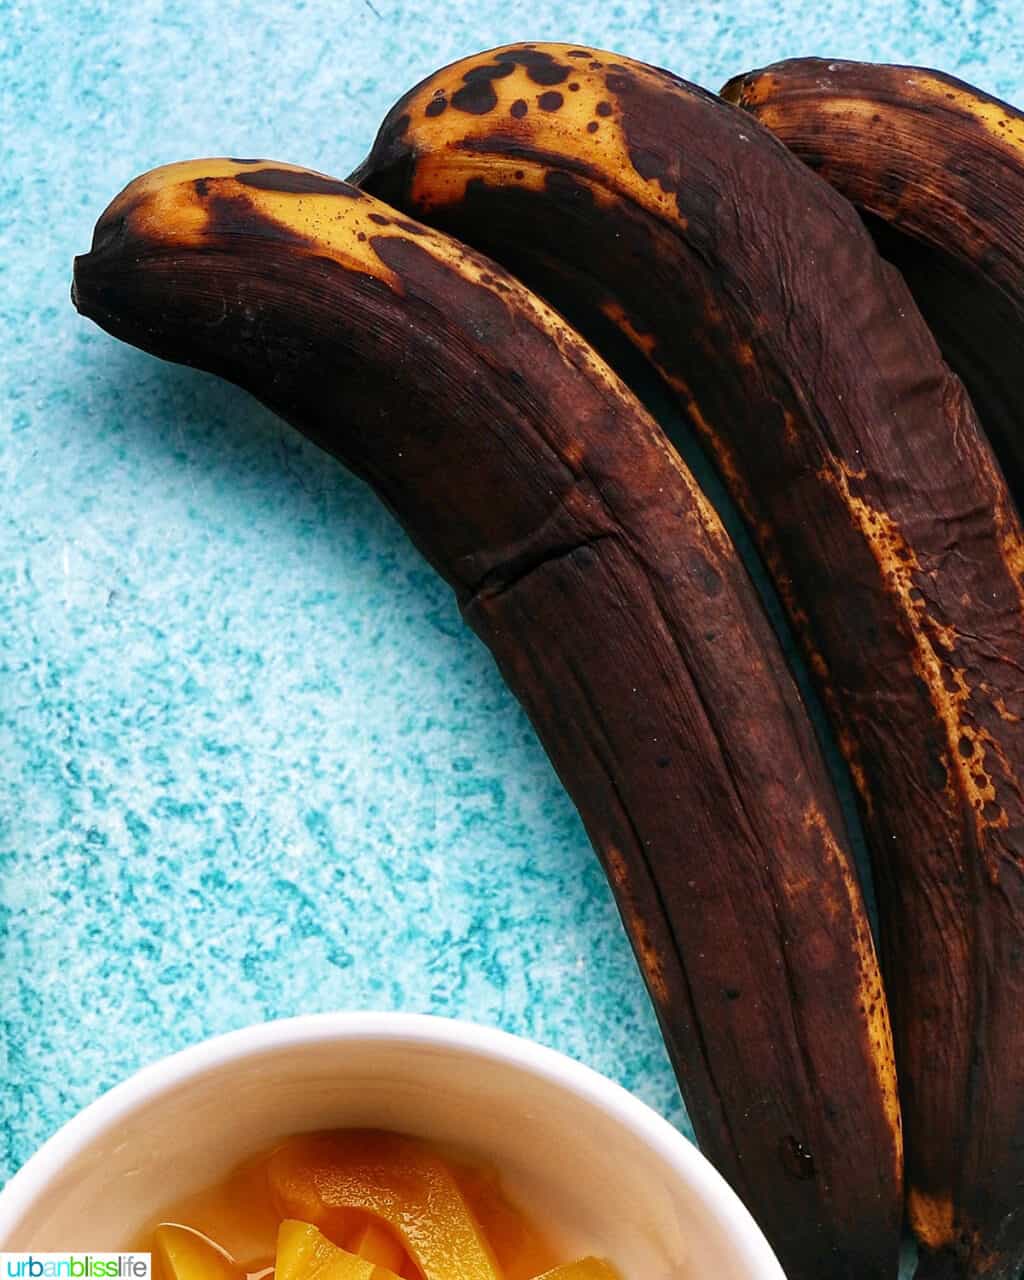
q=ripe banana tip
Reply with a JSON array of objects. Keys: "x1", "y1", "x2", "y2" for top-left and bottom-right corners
[
  {"x1": 71, "y1": 253, "x2": 100, "y2": 322},
  {"x1": 719, "y1": 72, "x2": 748, "y2": 104},
  {"x1": 72, "y1": 200, "x2": 132, "y2": 328},
  {"x1": 719, "y1": 67, "x2": 777, "y2": 109},
  {"x1": 348, "y1": 131, "x2": 413, "y2": 209},
  {"x1": 71, "y1": 247, "x2": 121, "y2": 335}
]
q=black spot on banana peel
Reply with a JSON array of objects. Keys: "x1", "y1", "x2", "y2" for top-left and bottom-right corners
[
  {"x1": 354, "y1": 44, "x2": 1024, "y2": 1280},
  {"x1": 723, "y1": 57, "x2": 1024, "y2": 519},
  {"x1": 74, "y1": 158, "x2": 901, "y2": 1280}
]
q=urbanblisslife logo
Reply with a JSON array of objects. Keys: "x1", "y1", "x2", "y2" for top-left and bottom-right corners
[{"x1": 1, "y1": 1257, "x2": 150, "y2": 1279}]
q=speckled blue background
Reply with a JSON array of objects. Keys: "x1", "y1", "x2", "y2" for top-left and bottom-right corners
[{"x1": 2, "y1": 0, "x2": 1022, "y2": 1261}]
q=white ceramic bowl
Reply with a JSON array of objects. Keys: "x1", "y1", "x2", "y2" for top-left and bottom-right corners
[{"x1": 0, "y1": 1013, "x2": 785, "y2": 1279}]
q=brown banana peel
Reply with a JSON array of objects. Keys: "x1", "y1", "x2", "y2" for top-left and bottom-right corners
[
  {"x1": 723, "y1": 57, "x2": 1024, "y2": 516},
  {"x1": 354, "y1": 43, "x2": 1024, "y2": 1280},
  {"x1": 73, "y1": 158, "x2": 901, "y2": 1280}
]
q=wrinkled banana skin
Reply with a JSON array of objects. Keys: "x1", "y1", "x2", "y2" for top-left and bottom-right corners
[
  {"x1": 75, "y1": 158, "x2": 901, "y2": 1280},
  {"x1": 356, "y1": 43, "x2": 1024, "y2": 1280},
  {"x1": 724, "y1": 57, "x2": 1024, "y2": 529}
]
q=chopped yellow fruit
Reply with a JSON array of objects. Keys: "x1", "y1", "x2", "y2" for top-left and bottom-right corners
[
  {"x1": 533, "y1": 1261, "x2": 621, "y2": 1280},
  {"x1": 154, "y1": 1225, "x2": 241, "y2": 1280},
  {"x1": 275, "y1": 1220, "x2": 401, "y2": 1280},
  {"x1": 346, "y1": 1220, "x2": 406, "y2": 1273},
  {"x1": 269, "y1": 1131, "x2": 501, "y2": 1280}
]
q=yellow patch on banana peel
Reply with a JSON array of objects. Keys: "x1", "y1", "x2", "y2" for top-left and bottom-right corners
[
  {"x1": 907, "y1": 1186, "x2": 955, "y2": 1251},
  {"x1": 896, "y1": 70, "x2": 1024, "y2": 152},
  {"x1": 602, "y1": 844, "x2": 670, "y2": 1006},
  {"x1": 395, "y1": 44, "x2": 690, "y2": 227},
  {"x1": 735, "y1": 62, "x2": 1024, "y2": 159},
  {"x1": 826, "y1": 461, "x2": 1009, "y2": 845},
  {"x1": 100, "y1": 158, "x2": 405, "y2": 285},
  {"x1": 803, "y1": 803, "x2": 902, "y2": 1159}
]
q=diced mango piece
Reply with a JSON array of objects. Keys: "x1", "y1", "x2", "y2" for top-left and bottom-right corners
[
  {"x1": 346, "y1": 1220, "x2": 406, "y2": 1273},
  {"x1": 275, "y1": 1220, "x2": 401, "y2": 1280},
  {"x1": 269, "y1": 1131, "x2": 501, "y2": 1280},
  {"x1": 452, "y1": 1162, "x2": 559, "y2": 1280},
  {"x1": 154, "y1": 1225, "x2": 242, "y2": 1280},
  {"x1": 533, "y1": 1262, "x2": 621, "y2": 1280}
]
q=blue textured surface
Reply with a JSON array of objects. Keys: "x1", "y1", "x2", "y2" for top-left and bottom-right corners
[{"x1": 1, "y1": 0, "x2": 1022, "y2": 1258}]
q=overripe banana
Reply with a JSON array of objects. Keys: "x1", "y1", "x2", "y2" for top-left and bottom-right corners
[
  {"x1": 354, "y1": 44, "x2": 1024, "y2": 1280},
  {"x1": 73, "y1": 158, "x2": 902, "y2": 1280},
  {"x1": 722, "y1": 57, "x2": 1024, "y2": 509}
]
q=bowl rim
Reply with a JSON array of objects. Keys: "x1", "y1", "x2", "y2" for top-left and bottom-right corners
[{"x1": 0, "y1": 1011, "x2": 786, "y2": 1278}]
